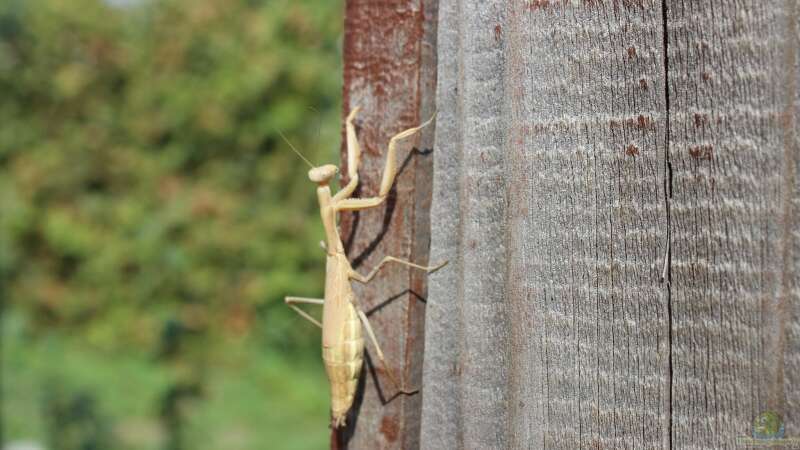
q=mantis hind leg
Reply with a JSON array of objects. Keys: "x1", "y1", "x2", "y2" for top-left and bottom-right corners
[
  {"x1": 284, "y1": 297, "x2": 324, "y2": 329},
  {"x1": 355, "y1": 309, "x2": 417, "y2": 395}
]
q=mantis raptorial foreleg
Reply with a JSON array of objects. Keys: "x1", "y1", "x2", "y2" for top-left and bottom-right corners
[
  {"x1": 335, "y1": 112, "x2": 437, "y2": 211},
  {"x1": 350, "y1": 256, "x2": 447, "y2": 284},
  {"x1": 333, "y1": 107, "x2": 362, "y2": 202},
  {"x1": 356, "y1": 309, "x2": 417, "y2": 395},
  {"x1": 378, "y1": 112, "x2": 436, "y2": 197},
  {"x1": 285, "y1": 297, "x2": 324, "y2": 329}
]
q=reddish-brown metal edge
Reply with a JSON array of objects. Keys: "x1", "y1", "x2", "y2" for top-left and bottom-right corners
[{"x1": 333, "y1": 0, "x2": 438, "y2": 448}]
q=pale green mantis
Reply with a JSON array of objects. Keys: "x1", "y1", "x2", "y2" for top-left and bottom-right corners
[{"x1": 282, "y1": 106, "x2": 445, "y2": 427}]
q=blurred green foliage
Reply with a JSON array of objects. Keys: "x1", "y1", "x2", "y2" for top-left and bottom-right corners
[{"x1": 0, "y1": 0, "x2": 343, "y2": 448}]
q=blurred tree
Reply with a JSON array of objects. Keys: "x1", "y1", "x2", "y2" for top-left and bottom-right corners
[
  {"x1": 43, "y1": 383, "x2": 111, "y2": 450},
  {"x1": 1, "y1": 0, "x2": 342, "y2": 352},
  {"x1": 0, "y1": 0, "x2": 342, "y2": 448}
]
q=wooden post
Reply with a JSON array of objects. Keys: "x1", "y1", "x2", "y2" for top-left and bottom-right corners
[
  {"x1": 334, "y1": 0, "x2": 438, "y2": 448},
  {"x1": 335, "y1": 0, "x2": 800, "y2": 447},
  {"x1": 424, "y1": 1, "x2": 669, "y2": 447},
  {"x1": 421, "y1": 0, "x2": 800, "y2": 448},
  {"x1": 665, "y1": 1, "x2": 799, "y2": 446}
]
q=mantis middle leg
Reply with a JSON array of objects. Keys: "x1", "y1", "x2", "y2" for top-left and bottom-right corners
[
  {"x1": 284, "y1": 297, "x2": 324, "y2": 329},
  {"x1": 349, "y1": 256, "x2": 447, "y2": 284}
]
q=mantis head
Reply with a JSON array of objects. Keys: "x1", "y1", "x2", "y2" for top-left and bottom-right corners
[{"x1": 308, "y1": 164, "x2": 339, "y2": 184}]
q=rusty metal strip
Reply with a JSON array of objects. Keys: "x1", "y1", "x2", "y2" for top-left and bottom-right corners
[{"x1": 333, "y1": 0, "x2": 437, "y2": 448}]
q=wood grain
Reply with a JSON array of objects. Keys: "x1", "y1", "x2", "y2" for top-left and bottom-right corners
[
  {"x1": 788, "y1": 3, "x2": 800, "y2": 441},
  {"x1": 424, "y1": 0, "x2": 667, "y2": 448},
  {"x1": 666, "y1": 0, "x2": 798, "y2": 447},
  {"x1": 336, "y1": 0, "x2": 800, "y2": 447}
]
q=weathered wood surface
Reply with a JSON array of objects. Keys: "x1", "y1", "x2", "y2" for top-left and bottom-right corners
[
  {"x1": 420, "y1": 0, "x2": 800, "y2": 449},
  {"x1": 790, "y1": 1, "x2": 800, "y2": 441},
  {"x1": 334, "y1": 0, "x2": 438, "y2": 448},
  {"x1": 666, "y1": 1, "x2": 798, "y2": 448}
]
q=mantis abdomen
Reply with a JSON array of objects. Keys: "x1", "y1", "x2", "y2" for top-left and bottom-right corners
[{"x1": 322, "y1": 298, "x2": 364, "y2": 427}]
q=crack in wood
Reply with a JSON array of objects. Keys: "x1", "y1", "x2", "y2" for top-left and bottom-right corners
[{"x1": 660, "y1": 1, "x2": 673, "y2": 448}]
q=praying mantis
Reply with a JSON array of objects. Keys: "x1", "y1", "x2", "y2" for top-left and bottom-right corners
[{"x1": 283, "y1": 106, "x2": 445, "y2": 428}]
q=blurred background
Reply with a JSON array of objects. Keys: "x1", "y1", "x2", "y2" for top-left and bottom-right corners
[{"x1": 0, "y1": 0, "x2": 343, "y2": 448}]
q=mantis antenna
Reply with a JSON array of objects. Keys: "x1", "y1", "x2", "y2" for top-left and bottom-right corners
[{"x1": 277, "y1": 129, "x2": 315, "y2": 169}]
